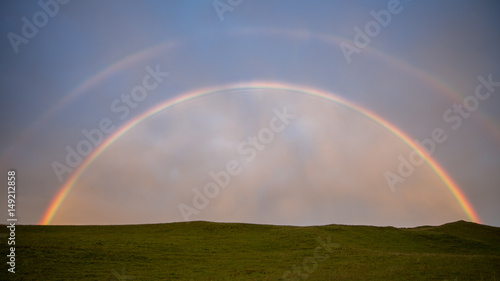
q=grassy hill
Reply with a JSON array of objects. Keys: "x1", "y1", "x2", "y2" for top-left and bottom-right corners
[{"x1": 1, "y1": 220, "x2": 499, "y2": 280}]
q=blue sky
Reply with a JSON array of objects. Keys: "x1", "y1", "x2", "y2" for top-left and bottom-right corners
[{"x1": 1, "y1": 0, "x2": 499, "y2": 226}]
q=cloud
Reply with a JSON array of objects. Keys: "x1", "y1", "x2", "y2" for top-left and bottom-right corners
[{"x1": 53, "y1": 89, "x2": 467, "y2": 226}]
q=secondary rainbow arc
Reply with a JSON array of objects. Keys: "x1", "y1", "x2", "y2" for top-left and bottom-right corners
[
  {"x1": 40, "y1": 82, "x2": 482, "y2": 225},
  {"x1": 6, "y1": 28, "x2": 500, "y2": 173}
]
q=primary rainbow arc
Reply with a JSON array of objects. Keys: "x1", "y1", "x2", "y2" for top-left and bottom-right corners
[{"x1": 40, "y1": 81, "x2": 482, "y2": 225}]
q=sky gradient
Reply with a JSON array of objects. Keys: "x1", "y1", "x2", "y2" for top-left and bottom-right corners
[{"x1": 1, "y1": 0, "x2": 499, "y2": 227}]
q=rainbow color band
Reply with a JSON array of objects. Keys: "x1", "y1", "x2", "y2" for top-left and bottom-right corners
[{"x1": 40, "y1": 82, "x2": 482, "y2": 225}]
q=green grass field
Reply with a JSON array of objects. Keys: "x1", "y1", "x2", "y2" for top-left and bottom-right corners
[{"x1": 1, "y1": 220, "x2": 499, "y2": 280}]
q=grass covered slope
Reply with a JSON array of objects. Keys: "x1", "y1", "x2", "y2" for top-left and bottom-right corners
[{"x1": 1, "y1": 220, "x2": 499, "y2": 280}]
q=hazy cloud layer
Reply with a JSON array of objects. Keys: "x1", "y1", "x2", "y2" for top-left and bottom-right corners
[{"x1": 55, "y1": 91, "x2": 463, "y2": 226}]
